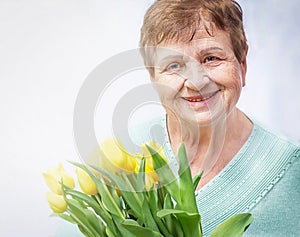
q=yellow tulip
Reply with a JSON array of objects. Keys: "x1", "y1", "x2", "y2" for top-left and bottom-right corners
[
  {"x1": 140, "y1": 140, "x2": 166, "y2": 183},
  {"x1": 43, "y1": 163, "x2": 75, "y2": 194},
  {"x1": 46, "y1": 192, "x2": 67, "y2": 213},
  {"x1": 100, "y1": 138, "x2": 138, "y2": 173},
  {"x1": 75, "y1": 167, "x2": 98, "y2": 195}
]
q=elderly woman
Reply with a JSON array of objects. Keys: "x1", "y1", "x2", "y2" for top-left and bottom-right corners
[
  {"x1": 56, "y1": 0, "x2": 299, "y2": 236},
  {"x1": 129, "y1": 0, "x2": 300, "y2": 236}
]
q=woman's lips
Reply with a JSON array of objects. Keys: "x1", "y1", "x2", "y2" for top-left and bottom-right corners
[{"x1": 183, "y1": 90, "x2": 221, "y2": 103}]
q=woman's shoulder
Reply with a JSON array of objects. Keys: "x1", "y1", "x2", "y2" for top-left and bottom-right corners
[{"x1": 250, "y1": 119, "x2": 300, "y2": 158}]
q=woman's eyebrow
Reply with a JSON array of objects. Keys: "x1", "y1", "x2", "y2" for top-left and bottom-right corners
[
  {"x1": 156, "y1": 54, "x2": 184, "y2": 64},
  {"x1": 199, "y1": 46, "x2": 223, "y2": 55}
]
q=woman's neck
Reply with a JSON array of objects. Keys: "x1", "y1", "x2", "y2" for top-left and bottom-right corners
[{"x1": 166, "y1": 108, "x2": 253, "y2": 188}]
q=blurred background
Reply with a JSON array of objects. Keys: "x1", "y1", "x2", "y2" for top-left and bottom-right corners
[{"x1": 0, "y1": 0, "x2": 299, "y2": 236}]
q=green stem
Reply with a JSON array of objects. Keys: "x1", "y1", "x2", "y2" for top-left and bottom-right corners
[
  {"x1": 94, "y1": 194, "x2": 122, "y2": 237},
  {"x1": 94, "y1": 194, "x2": 102, "y2": 206},
  {"x1": 67, "y1": 209, "x2": 96, "y2": 237}
]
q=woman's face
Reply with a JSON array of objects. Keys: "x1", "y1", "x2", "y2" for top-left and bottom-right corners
[{"x1": 151, "y1": 26, "x2": 247, "y2": 126}]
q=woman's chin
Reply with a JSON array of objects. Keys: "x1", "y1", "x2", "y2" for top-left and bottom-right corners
[
  {"x1": 165, "y1": 102, "x2": 226, "y2": 127},
  {"x1": 191, "y1": 113, "x2": 216, "y2": 126},
  {"x1": 178, "y1": 109, "x2": 226, "y2": 127}
]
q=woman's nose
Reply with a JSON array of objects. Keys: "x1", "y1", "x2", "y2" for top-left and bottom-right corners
[{"x1": 182, "y1": 62, "x2": 209, "y2": 90}]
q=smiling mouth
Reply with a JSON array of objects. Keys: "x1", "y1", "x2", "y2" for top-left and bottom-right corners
[{"x1": 183, "y1": 90, "x2": 221, "y2": 102}]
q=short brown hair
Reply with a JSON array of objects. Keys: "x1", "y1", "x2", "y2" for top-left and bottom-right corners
[{"x1": 140, "y1": 0, "x2": 247, "y2": 74}]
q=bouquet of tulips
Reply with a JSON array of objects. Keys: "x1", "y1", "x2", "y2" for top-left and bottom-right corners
[{"x1": 43, "y1": 139, "x2": 253, "y2": 237}]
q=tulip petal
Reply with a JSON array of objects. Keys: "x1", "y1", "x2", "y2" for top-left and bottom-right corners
[
  {"x1": 46, "y1": 192, "x2": 67, "y2": 213},
  {"x1": 43, "y1": 173, "x2": 61, "y2": 194},
  {"x1": 100, "y1": 138, "x2": 138, "y2": 173},
  {"x1": 76, "y1": 167, "x2": 98, "y2": 195},
  {"x1": 43, "y1": 163, "x2": 75, "y2": 194}
]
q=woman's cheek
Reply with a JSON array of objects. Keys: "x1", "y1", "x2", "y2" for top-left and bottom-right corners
[
  {"x1": 154, "y1": 74, "x2": 185, "y2": 95},
  {"x1": 206, "y1": 65, "x2": 237, "y2": 86}
]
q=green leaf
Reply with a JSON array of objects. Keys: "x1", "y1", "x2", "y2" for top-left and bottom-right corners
[
  {"x1": 121, "y1": 219, "x2": 164, "y2": 237},
  {"x1": 64, "y1": 189, "x2": 110, "y2": 220},
  {"x1": 78, "y1": 224, "x2": 93, "y2": 237},
  {"x1": 157, "y1": 209, "x2": 202, "y2": 237},
  {"x1": 91, "y1": 165, "x2": 144, "y2": 220},
  {"x1": 157, "y1": 209, "x2": 196, "y2": 218},
  {"x1": 66, "y1": 199, "x2": 101, "y2": 237},
  {"x1": 141, "y1": 196, "x2": 161, "y2": 232},
  {"x1": 209, "y1": 213, "x2": 253, "y2": 237},
  {"x1": 157, "y1": 185, "x2": 165, "y2": 207},
  {"x1": 192, "y1": 171, "x2": 203, "y2": 192},
  {"x1": 98, "y1": 177, "x2": 125, "y2": 220},
  {"x1": 84, "y1": 208, "x2": 106, "y2": 236},
  {"x1": 137, "y1": 157, "x2": 146, "y2": 192},
  {"x1": 107, "y1": 184, "x2": 122, "y2": 208},
  {"x1": 147, "y1": 190, "x2": 173, "y2": 237},
  {"x1": 93, "y1": 194, "x2": 122, "y2": 235},
  {"x1": 162, "y1": 194, "x2": 184, "y2": 237},
  {"x1": 177, "y1": 212, "x2": 202, "y2": 237},
  {"x1": 69, "y1": 162, "x2": 124, "y2": 221},
  {"x1": 177, "y1": 143, "x2": 198, "y2": 212},
  {"x1": 105, "y1": 226, "x2": 117, "y2": 237},
  {"x1": 120, "y1": 171, "x2": 146, "y2": 217},
  {"x1": 63, "y1": 189, "x2": 114, "y2": 237},
  {"x1": 113, "y1": 219, "x2": 140, "y2": 237},
  {"x1": 146, "y1": 145, "x2": 180, "y2": 202},
  {"x1": 147, "y1": 187, "x2": 160, "y2": 212}
]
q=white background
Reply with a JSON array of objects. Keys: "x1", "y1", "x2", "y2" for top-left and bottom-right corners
[{"x1": 0, "y1": 0, "x2": 299, "y2": 236}]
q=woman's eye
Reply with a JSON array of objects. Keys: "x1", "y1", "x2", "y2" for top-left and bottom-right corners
[
  {"x1": 166, "y1": 62, "x2": 181, "y2": 72},
  {"x1": 204, "y1": 56, "x2": 218, "y2": 63}
]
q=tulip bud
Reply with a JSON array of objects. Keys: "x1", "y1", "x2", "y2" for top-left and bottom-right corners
[
  {"x1": 75, "y1": 167, "x2": 98, "y2": 195},
  {"x1": 43, "y1": 163, "x2": 75, "y2": 194},
  {"x1": 46, "y1": 192, "x2": 67, "y2": 213},
  {"x1": 100, "y1": 138, "x2": 138, "y2": 173}
]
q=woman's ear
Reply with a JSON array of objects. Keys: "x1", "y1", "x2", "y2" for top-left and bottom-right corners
[{"x1": 241, "y1": 44, "x2": 248, "y2": 87}]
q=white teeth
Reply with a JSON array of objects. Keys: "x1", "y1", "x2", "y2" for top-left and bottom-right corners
[
  {"x1": 187, "y1": 96, "x2": 211, "y2": 102},
  {"x1": 186, "y1": 90, "x2": 220, "y2": 102},
  {"x1": 189, "y1": 98, "x2": 206, "y2": 102}
]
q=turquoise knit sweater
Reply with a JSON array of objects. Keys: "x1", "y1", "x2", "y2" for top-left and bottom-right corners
[
  {"x1": 55, "y1": 116, "x2": 300, "y2": 237},
  {"x1": 128, "y1": 116, "x2": 300, "y2": 237}
]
